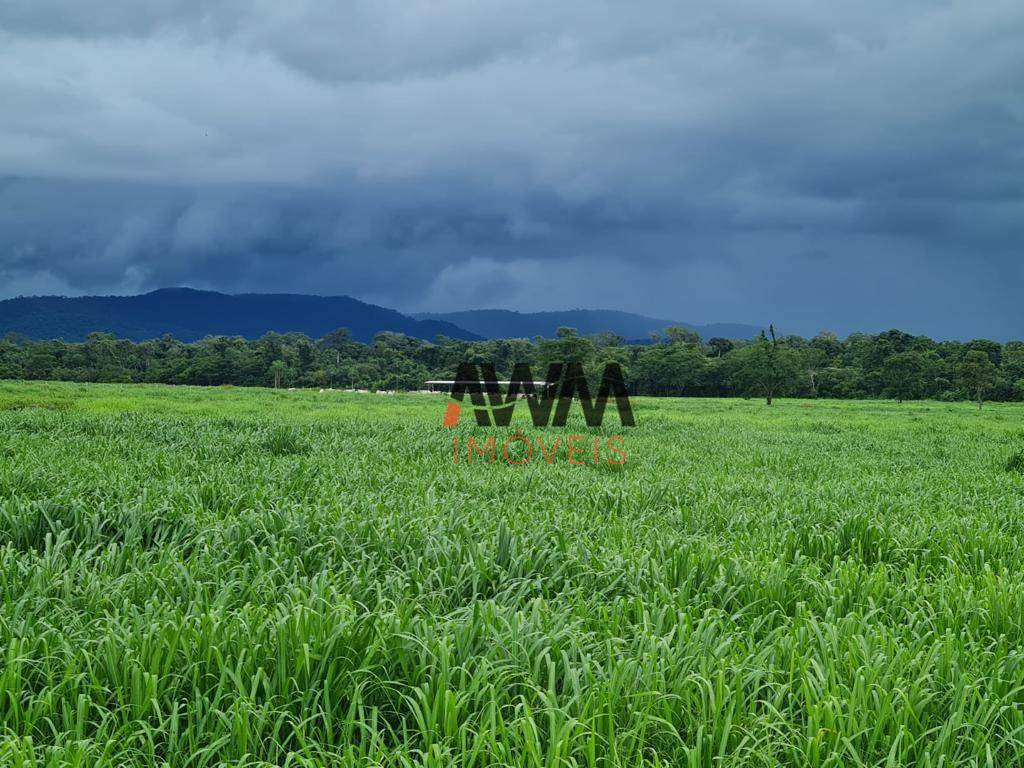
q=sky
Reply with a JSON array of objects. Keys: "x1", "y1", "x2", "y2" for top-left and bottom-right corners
[{"x1": 1, "y1": 0, "x2": 1022, "y2": 340}]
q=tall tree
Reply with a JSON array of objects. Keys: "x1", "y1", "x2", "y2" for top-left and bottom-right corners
[
  {"x1": 664, "y1": 326, "x2": 702, "y2": 346},
  {"x1": 881, "y1": 351, "x2": 927, "y2": 403},
  {"x1": 731, "y1": 325, "x2": 799, "y2": 405},
  {"x1": 707, "y1": 337, "x2": 734, "y2": 358},
  {"x1": 958, "y1": 350, "x2": 997, "y2": 409},
  {"x1": 269, "y1": 360, "x2": 288, "y2": 389}
]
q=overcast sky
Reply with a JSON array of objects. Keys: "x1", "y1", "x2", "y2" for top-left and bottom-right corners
[{"x1": 1, "y1": 0, "x2": 1022, "y2": 338}]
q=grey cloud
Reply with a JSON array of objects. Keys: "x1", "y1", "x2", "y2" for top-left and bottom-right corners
[{"x1": 0, "y1": 0, "x2": 1022, "y2": 339}]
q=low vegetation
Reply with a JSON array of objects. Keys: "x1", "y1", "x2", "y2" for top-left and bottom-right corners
[{"x1": 1, "y1": 382, "x2": 1023, "y2": 765}]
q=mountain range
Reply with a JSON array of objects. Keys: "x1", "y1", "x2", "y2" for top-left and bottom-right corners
[
  {"x1": 0, "y1": 288, "x2": 760, "y2": 343},
  {"x1": 0, "y1": 289, "x2": 478, "y2": 344}
]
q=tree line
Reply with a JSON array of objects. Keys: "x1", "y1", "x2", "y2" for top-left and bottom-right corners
[{"x1": 0, "y1": 325, "x2": 1020, "y2": 405}]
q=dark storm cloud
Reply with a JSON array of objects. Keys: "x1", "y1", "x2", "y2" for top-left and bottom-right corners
[{"x1": 1, "y1": 0, "x2": 1022, "y2": 338}]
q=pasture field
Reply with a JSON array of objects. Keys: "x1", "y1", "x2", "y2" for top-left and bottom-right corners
[{"x1": 1, "y1": 380, "x2": 1024, "y2": 767}]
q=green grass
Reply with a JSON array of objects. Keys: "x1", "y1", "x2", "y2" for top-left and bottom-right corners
[{"x1": 1, "y1": 380, "x2": 1023, "y2": 766}]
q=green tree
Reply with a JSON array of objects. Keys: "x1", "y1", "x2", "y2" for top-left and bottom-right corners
[
  {"x1": 800, "y1": 347, "x2": 829, "y2": 398},
  {"x1": 634, "y1": 344, "x2": 705, "y2": 396},
  {"x1": 320, "y1": 328, "x2": 353, "y2": 363},
  {"x1": 810, "y1": 331, "x2": 843, "y2": 361},
  {"x1": 535, "y1": 327, "x2": 595, "y2": 381},
  {"x1": 882, "y1": 351, "x2": 927, "y2": 403},
  {"x1": 958, "y1": 350, "x2": 997, "y2": 409},
  {"x1": 707, "y1": 337, "x2": 734, "y2": 358},
  {"x1": 269, "y1": 360, "x2": 288, "y2": 389},
  {"x1": 1002, "y1": 344, "x2": 1024, "y2": 404},
  {"x1": 731, "y1": 326, "x2": 800, "y2": 405},
  {"x1": 664, "y1": 326, "x2": 702, "y2": 346}
]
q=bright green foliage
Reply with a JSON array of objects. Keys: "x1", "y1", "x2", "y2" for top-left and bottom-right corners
[{"x1": 1, "y1": 381, "x2": 1024, "y2": 766}]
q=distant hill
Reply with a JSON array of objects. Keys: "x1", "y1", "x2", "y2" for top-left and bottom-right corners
[
  {"x1": 0, "y1": 289, "x2": 762, "y2": 344},
  {"x1": 414, "y1": 309, "x2": 760, "y2": 342},
  {"x1": 0, "y1": 288, "x2": 481, "y2": 343}
]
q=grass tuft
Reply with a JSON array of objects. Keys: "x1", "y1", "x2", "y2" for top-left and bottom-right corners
[
  {"x1": 1006, "y1": 449, "x2": 1024, "y2": 473},
  {"x1": 262, "y1": 424, "x2": 308, "y2": 456}
]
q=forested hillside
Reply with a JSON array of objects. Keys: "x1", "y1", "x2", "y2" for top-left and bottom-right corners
[{"x1": 0, "y1": 288, "x2": 480, "y2": 343}]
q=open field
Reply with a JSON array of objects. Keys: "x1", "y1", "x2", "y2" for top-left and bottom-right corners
[{"x1": 1, "y1": 381, "x2": 1024, "y2": 766}]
